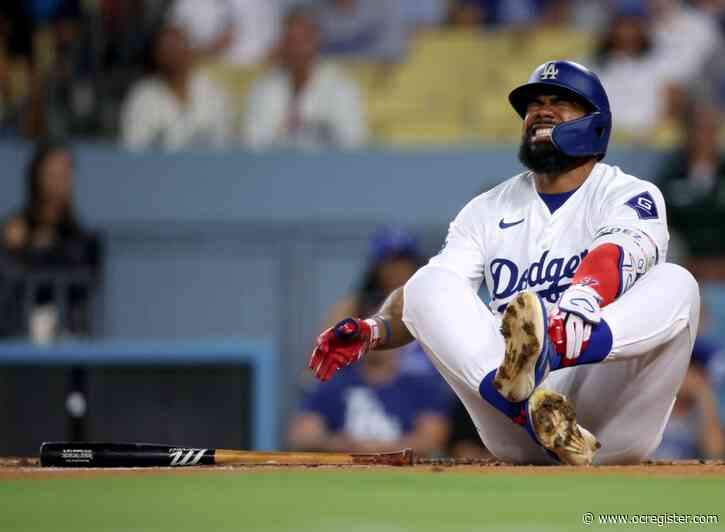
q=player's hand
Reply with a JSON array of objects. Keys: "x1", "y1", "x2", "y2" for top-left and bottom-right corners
[
  {"x1": 308, "y1": 318, "x2": 377, "y2": 381},
  {"x1": 553, "y1": 284, "x2": 602, "y2": 361}
]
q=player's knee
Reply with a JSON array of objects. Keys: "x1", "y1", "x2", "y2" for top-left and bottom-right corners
[
  {"x1": 671, "y1": 263, "x2": 699, "y2": 303},
  {"x1": 403, "y1": 266, "x2": 452, "y2": 323},
  {"x1": 402, "y1": 269, "x2": 431, "y2": 324},
  {"x1": 660, "y1": 263, "x2": 700, "y2": 322}
]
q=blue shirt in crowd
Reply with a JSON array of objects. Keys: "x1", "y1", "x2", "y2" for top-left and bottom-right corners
[{"x1": 300, "y1": 362, "x2": 451, "y2": 442}]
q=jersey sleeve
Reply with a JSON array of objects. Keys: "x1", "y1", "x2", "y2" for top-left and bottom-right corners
[
  {"x1": 581, "y1": 182, "x2": 668, "y2": 299},
  {"x1": 595, "y1": 183, "x2": 669, "y2": 263},
  {"x1": 427, "y1": 199, "x2": 487, "y2": 292}
]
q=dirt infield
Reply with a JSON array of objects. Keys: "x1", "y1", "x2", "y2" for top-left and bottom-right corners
[{"x1": 1, "y1": 456, "x2": 724, "y2": 480}]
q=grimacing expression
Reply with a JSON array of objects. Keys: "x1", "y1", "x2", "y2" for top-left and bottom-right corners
[
  {"x1": 522, "y1": 93, "x2": 588, "y2": 145},
  {"x1": 518, "y1": 92, "x2": 591, "y2": 174}
]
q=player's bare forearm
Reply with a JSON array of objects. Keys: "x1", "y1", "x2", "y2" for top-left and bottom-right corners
[
  {"x1": 308, "y1": 287, "x2": 414, "y2": 381},
  {"x1": 370, "y1": 286, "x2": 414, "y2": 350}
]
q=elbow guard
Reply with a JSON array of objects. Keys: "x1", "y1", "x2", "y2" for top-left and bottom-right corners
[{"x1": 590, "y1": 226, "x2": 660, "y2": 297}]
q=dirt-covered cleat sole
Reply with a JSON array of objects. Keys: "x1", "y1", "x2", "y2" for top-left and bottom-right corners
[
  {"x1": 493, "y1": 291, "x2": 551, "y2": 402},
  {"x1": 527, "y1": 388, "x2": 601, "y2": 466}
]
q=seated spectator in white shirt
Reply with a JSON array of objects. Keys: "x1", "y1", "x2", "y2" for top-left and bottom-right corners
[
  {"x1": 649, "y1": 0, "x2": 722, "y2": 84},
  {"x1": 243, "y1": 8, "x2": 368, "y2": 150},
  {"x1": 120, "y1": 26, "x2": 234, "y2": 151},
  {"x1": 689, "y1": 0, "x2": 725, "y2": 113},
  {"x1": 167, "y1": 0, "x2": 282, "y2": 66},
  {"x1": 314, "y1": 0, "x2": 407, "y2": 63},
  {"x1": 594, "y1": 7, "x2": 674, "y2": 140}
]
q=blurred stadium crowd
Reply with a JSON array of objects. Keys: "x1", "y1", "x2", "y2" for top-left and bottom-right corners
[
  {"x1": 1, "y1": 0, "x2": 724, "y2": 462},
  {"x1": 0, "y1": 0, "x2": 723, "y2": 149}
]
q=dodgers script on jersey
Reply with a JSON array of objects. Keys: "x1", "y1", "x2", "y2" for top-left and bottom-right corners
[{"x1": 429, "y1": 162, "x2": 668, "y2": 314}]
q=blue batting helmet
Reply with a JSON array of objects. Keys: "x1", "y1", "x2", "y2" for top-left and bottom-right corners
[{"x1": 509, "y1": 60, "x2": 612, "y2": 159}]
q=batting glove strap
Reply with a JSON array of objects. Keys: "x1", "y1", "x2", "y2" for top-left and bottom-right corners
[
  {"x1": 558, "y1": 284, "x2": 602, "y2": 324},
  {"x1": 363, "y1": 318, "x2": 383, "y2": 349}
]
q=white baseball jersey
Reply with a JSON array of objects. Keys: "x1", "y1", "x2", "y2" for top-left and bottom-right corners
[
  {"x1": 429, "y1": 162, "x2": 668, "y2": 314},
  {"x1": 403, "y1": 162, "x2": 698, "y2": 465}
]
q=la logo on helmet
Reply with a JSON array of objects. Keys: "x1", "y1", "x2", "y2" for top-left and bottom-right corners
[{"x1": 541, "y1": 63, "x2": 559, "y2": 80}]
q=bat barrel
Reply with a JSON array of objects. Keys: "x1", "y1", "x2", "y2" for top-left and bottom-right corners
[{"x1": 214, "y1": 448, "x2": 414, "y2": 466}]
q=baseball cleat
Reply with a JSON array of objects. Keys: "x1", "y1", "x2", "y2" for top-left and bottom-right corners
[
  {"x1": 527, "y1": 388, "x2": 601, "y2": 466},
  {"x1": 493, "y1": 291, "x2": 553, "y2": 402}
]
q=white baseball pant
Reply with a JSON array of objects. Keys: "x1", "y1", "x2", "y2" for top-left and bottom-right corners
[{"x1": 402, "y1": 262, "x2": 700, "y2": 464}]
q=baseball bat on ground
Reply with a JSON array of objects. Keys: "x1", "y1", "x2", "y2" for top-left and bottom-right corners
[{"x1": 39, "y1": 442, "x2": 414, "y2": 468}]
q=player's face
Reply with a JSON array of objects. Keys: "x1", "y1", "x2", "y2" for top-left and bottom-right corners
[
  {"x1": 518, "y1": 93, "x2": 590, "y2": 174},
  {"x1": 522, "y1": 94, "x2": 588, "y2": 144}
]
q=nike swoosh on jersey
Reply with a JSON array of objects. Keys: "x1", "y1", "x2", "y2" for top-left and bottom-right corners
[{"x1": 498, "y1": 218, "x2": 525, "y2": 229}]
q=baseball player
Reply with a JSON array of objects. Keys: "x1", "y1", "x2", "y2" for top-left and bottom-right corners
[{"x1": 308, "y1": 60, "x2": 700, "y2": 465}]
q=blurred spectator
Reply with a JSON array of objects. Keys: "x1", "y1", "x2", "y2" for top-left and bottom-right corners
[
  {"x1": 594, "y1": 6, "x2": 676, "y2": 140},
  {"x1": 326, "y1": 227, "x2": 424, "y2": 325},
  {"x1": 449, "y1": 0, "x2": 486, "y2": 28},
  {"x1": 120, "y1": 25, "x2": 234, "y2": 150},
  {"x1": 327, "y1": 227, "x2": 446, "y2": 378},
  {"x1": 0, "y1": 0, "x2": 113, "y2": 139},
  {"x1": 449, "y1": 0, "x2": 549, "y2": 28},
  {"x1": 654, "y1": 304, "x2": 724, "y2": 460},
  {"x1": 287, "y1": 347, "x2": 450, "y2": 456},
  {"x1": 167, "y1": 0, "x2": 282, "y2": 66},
  {"x1": 1, "y1": 0, "x2": 175, "y2": 139},
  {"x1": 648, "y1": 0, "x2": 722, "y2": 83},
  {"x1": 693, "y1": 335, "x2": 725, "y2": 425},
  {"x1": 542, "y1": 0, "x2": 609, "y2": 31},
  {"x1": 707, "y1": 340, "x2": 725, "y2": 425},
  {"x1": 294, "y1": 226, "x2": 452, "y2": 456},
  {"x1": 0, "y1": 141, "x2": 102, "y2": 338},
  {"x1": 90, "y1": 0, "x2": 173, "y2": 138},
  {"x1": 689, "y1": 0, "x2": 725, "y2": 112},
  {"x1": 243, "y1": 7, "x2": 367, "y2": 150},
  {"x1": 653, "y1": 361, "x2": 724, "y2": 459},
  {"x1": 693, "y1": 51, "x2": 725, "y2": 115},
  {"x1": 0, "y1": 23, "x2": 9, "y2": 134},
  {"x1": 691, "y1": 0, "x2": 725, "y2": 31},
  {"x1": 658, "y1": 107, "x2": 725, "y2": 257},
  {"x1": 0, "y1": 2, "x2": 34, "y2": 63},
  {"x1": 0, "y1": 1, "x2": 49, "y2": 137},
  {"x1": 314, "y1": 0, "x2": 407, "y2": 63},
  {"x1": 41, "y1": 0, "x2": 96, "y2": 139},
  {"x1": 397, "y1": 1, "x2": 449, "y2": 33}
]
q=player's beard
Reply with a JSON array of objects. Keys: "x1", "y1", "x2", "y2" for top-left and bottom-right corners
[{"x1": 518, "y1": 131, "x2": 589, "y2": 175}]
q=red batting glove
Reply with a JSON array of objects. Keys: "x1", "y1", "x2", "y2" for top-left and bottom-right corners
[
  {"x1": 548, "y1": 312, "x2": 590, "y2": 367},
  {"x1": 308, "y1": 318, "x2": 381, "y2": 381}
]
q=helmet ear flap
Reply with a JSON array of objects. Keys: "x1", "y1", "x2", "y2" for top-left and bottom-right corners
[{"x1": 551, "y1": 111, "x2": 611, "y2": 158}]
